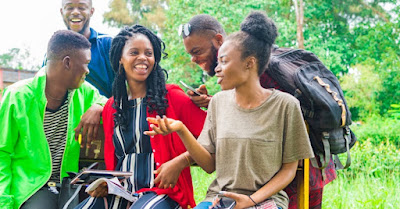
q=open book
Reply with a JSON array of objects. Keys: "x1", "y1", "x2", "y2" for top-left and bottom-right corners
[
  {"x1": 86, "y1": 177, "x2": 139, "y2": 202},
  {"x1": 70, "y1": 169, "x2": 133, "y2": 185}
]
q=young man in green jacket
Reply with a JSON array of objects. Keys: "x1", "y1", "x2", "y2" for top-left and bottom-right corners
[{"x1": 0, "y1": 30, "x2": 107, "y2": 209}]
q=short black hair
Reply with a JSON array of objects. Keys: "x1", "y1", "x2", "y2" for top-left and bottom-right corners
[
  {"x1": 227, "y1": 11, "x2": 278, "y2": 75},
  {"x1": 183, "y1": 14, "x2": 226, "y2": 38},
  {"x1": 47, "y1": 30, "x2": 91, "y2": 60},
  {"x1": 110, "y1": 25, "x2": 169, "y2": 129}
]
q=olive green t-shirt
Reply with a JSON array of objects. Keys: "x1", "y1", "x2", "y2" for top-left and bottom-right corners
[{"x1": 198, "y1": 89, "x2": 314, "y2": 208}]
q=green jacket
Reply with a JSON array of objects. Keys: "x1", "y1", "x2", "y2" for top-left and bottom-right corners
[{"x1": 0, "y1": 68, "x2": 107, "y2": 209}]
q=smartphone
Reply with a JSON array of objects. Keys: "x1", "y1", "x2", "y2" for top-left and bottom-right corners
[
  {"x1": 179, "y1": 81, "x2": 201, "y2": 96},
  {"x1": 213, "y1": 191, "x2": 236, "y2": 209}
]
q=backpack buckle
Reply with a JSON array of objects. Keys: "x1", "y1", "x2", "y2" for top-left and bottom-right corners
[
  {"x1": 322, "y1": 132, "x2": 330, "y2": 139},
  {"x1": 344, "y1": 126, "x2": 350, "y2": 135}
]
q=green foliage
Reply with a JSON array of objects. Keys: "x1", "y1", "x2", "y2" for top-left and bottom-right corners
[
  {"x1": 351, "y1": 115, "x2": 400, "y2": 146},
  {"x1": 103, "y1": 0, "x2": 135, "y2": 27},
  {"x1": 349, "y1": 19, "x2": 400, "y2": 114},
  {"x1": 323, "y1": 172, "x2": 400, "y2": 208},
  {"x1": 324, "y1": 139, "x2": 400, "y2": 208},
  {"x1": 191, "y1": 166, "x2": 215, "y2": 203},
  {"x1": 337, "y1": 140, "x2": 400, "y2": 179},
  {"x1": 104, "y1": 0, "x2": 168, "y2": 32},
  {"x1": 103, "y1": 0, "x2": 400, "y2": 118},
  {"x1": 0, "y1": 48, "x2": 39, "y2": 70},
  {"x1": 388, "y1": 103, "x2": 400, "y2": 119},
  {"x1": 340, "y1": 64, "x2": 383, "y2": 119}
]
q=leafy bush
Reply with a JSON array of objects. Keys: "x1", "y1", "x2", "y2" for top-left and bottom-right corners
[
  {"x1": 351, "y1": 115, "x2": 400, "y2": 146},
  {"x1": 337, "y1": 140, "x2": 400, "y2": 179},
  {"x1": 388, "y1": 103, "x2": 400, "y2": 120},
  {"x1": 340, "y1": 65, "x2": 383, "y2": 119},
  {"x1": 324, "y1": 139, "x2": 400, "y2": 208}
]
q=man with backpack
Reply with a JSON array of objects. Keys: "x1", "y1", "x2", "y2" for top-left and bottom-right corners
[{"x1": 179, "y1": 14, "x2": 340, "y2": 209}]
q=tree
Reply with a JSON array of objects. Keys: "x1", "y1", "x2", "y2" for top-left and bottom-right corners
[
  {"x1": 104, "y1": 0, "x2": 400, "y2": 119},
  {"x1": 293, "y1": 0, "x2": 304, "y2": 49},
  {"x1": 103, "y1": 0, "x2": 168, "y2": 32},
  {"x1": 0, "y1": 48, "x2": 40, "y2": 70},
  {"x1": 103, "y1": 0, "x2": 134, "y2": 27},
  {"x1": 340, "y1": 64, "x2": 383, "y2": 118}
]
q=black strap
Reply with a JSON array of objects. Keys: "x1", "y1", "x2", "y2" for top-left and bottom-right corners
[{"x1": 310, "y1": 132, "x2": 330, "y2": 169}]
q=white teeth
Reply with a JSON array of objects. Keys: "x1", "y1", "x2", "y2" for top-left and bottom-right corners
[
  {"x1": 135, "y1": 64, "x2": 147, "y2": 69},
  {"x1": 71, "y1": 18, "x2": 82, "y2": 22}
]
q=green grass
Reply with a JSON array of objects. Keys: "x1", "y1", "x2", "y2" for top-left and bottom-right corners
[
  {"x1": 322, "y1": 174, "x2": 400, "y2": 209},
  {"x1": 322, "y1": 140, "x2": 400, "y2": 208},
  {"x1": 191, "y1": 166, "x2": 215, "y2": 203}
]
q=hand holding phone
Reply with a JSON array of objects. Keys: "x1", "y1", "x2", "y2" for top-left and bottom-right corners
[
  {"x1": 179, "y1": 81, "x2": 201, "y2": 96},
  {"x1": 212, "y1": 191, "x2": 236, "y2": 209}
]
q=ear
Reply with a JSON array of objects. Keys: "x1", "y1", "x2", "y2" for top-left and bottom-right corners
[
  {"x1": 60, "y1": 8, "x2": 63, "y2": 16},
  {"x1": 63, "y1": 56, "x2": 71, "y2": 70},
  {"x1": 90, "y1": 8, "x2": 95, "y2": 17},
  {"x1": 245, "y1": 56, "x2": 257, "y2": 70},
  {"x1": 212, "y1": 34, "x2": 224, "y2": 49}
]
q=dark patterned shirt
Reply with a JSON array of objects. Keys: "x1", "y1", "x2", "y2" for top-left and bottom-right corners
[{"x1": 44, "y1": 92, "x2": 70, "y2": 183}]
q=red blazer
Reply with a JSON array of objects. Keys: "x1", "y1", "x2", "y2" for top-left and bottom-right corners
[{"x1": 102, "y1": 84, "x2": 206, "y2": 208}]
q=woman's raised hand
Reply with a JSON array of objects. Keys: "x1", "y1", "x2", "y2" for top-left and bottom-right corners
[{"x1": 145, "y1": 115, "x2": 184, "y2": 136}]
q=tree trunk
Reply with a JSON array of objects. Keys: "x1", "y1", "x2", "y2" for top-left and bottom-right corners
[{"x1": 293, "y1": 0, "x2": 305, "y2": 49}]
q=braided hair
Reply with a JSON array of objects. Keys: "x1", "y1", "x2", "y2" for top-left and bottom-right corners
[{"x1": 110, "y1": 25, "x2": 169, "y2": 129}]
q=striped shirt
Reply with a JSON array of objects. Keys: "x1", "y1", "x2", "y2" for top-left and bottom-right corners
[
  {"x1": 43, "y1": 92, "x2": 70, "y2": 182},
  {"x1": 112, "y1": 98, "x2": 155, "y2": 208}
]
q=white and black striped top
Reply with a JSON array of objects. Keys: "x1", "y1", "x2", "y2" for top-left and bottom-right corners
[{"x1": 43, "y1": 92, "x2": 70, "y2": 182}]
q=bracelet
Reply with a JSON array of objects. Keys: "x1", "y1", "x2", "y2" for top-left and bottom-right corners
[
  {"x1": 248, "y1": 195, "x2": 258, "y2": 206},
  {"x1": 184, "y1": 155, "x2": 191, "y2": 167}
]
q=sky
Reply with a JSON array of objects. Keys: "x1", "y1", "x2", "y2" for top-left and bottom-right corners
[{"x1": 0, "y1": 0, "x2": 120, "y2": 69}]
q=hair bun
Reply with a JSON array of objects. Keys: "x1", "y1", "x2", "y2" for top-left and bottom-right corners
[{"x1": 240, "y1": 11, "x2": 278, "y2": 45}]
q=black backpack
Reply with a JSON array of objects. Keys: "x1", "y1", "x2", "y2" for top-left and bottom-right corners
[{"x1": 265, "y1": 47, "x2": 357, "y2": 169}]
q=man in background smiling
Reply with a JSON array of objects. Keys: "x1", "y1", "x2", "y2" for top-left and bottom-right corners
[{"x1": 60, "y1": 0, "x2": 114, "y2": 98}]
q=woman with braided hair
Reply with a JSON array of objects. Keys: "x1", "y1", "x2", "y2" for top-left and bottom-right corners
[{"x1": 75, "y1": 25, "x2": 206, "y2": 209}]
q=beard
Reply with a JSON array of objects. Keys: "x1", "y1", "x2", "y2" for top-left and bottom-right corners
[{"x1": 207, "y1": 45, "x2": 218, "y2": 77}]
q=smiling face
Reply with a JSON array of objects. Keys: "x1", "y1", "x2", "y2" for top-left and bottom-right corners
[
  {"x1": 215, "y1": 40, "x2": 249, "y2": 90},
  {"x1": 60, "y1": 0, "x2": 93, "y2": 36},
  {"x1": 183, "y1": 33, "x2": 219, "y2": 76},
  {"x1": 120, "y1": 34, "x2": 155, "y2": 85},
  {"x1": 67, "y1": 48, "x2": 91, "y2": 89}
]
